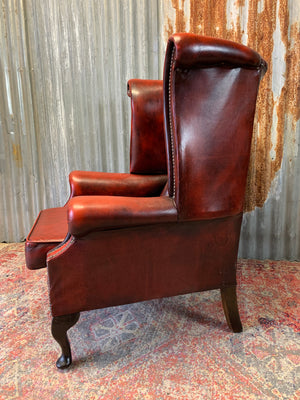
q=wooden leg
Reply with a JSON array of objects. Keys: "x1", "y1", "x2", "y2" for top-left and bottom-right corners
[
  {"x1": 51, "y1": 312, "x2": 80, "y2": 369},
  {"x1": 221, "y1": 286, "x2": 243, "y2": 333}
]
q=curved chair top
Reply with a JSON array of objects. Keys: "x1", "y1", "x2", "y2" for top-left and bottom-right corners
[{"x1": 167, "y1": 33, "x2": 267, "y2": 72}]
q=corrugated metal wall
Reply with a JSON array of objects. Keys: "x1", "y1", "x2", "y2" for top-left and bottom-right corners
[
  {"x1": 0, "y1": 0, "x2": 299, "y2": 260},
  {"x1": 0, "y1": 0, "x2": 164, "y2": 242}
]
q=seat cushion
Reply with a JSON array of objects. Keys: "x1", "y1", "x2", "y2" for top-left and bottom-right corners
[{"x1": 25, "y1": 207, "x2": 68, "y2": 270}]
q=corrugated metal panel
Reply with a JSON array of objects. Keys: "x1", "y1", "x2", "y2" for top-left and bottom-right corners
[
  {"x1": 164, "y1": 0, "x2": 300, "y2": 260},
  {"x1": 24, "y1": 0, "x2": 165, "y2": 206},
  {"x1": 0, "y1": 0, "x2": 41, "y2": 242},
  {"x1": 0, "y1": 0, "x2": 299, "y2": 260},
  {"x1": 0, "y1": 0, "x2": 164, "y2": 242}
]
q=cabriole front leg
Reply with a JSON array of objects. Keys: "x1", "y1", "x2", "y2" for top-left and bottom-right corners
[
  {"x1": 51, "y1": 312, "x2": 80, "y2": 369},
  {"x1": 220, "y1": 286, "x2": 243, "y2": 333}
]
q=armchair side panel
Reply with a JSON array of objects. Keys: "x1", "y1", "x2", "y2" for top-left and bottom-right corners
[{"x1": 47, "y1": 214, "x2": 242, "y2": 317}]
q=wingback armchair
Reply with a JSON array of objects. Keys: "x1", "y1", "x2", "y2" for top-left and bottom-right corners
[{"x1": 25, "y1": 33, "x2": 267, "y2": 369}]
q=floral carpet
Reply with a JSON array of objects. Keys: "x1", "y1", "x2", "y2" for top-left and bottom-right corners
[{"x1": 0, "y1": 243, "x2": 299, "y2": 399}]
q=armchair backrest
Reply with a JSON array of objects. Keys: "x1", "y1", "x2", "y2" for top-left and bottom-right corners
[
  {"x1": 127, "y1": 79, "x2": 167, "y2": 175},
  {"x1": 164, "y1": 33, "x2": 267, "y2": 221}
]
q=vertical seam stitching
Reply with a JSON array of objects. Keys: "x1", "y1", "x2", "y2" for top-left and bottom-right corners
[{"x1": 168, "y1": 46, "x2": 176, "y2": 199}]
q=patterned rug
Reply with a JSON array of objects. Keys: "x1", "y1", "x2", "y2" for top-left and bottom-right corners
[{"x1": 0, "y1": 243, "x2": 299, "y2": 400}]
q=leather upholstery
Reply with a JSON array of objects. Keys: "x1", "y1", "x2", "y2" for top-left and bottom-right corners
[
  {"x1": 128, "y1": 79, "x2": 167, "y2": 174},
  {"x1": 68, "y1": 171, "x2": 167, "y2": 198},
  {"x1": 163, "y1": 34, "x2": 267, "y2": 218},
  {"x1": 48, "y1": 214, "x2": 242, "y2": 317},
  {"x1": 168, "y1": 34, "x2": 267, "y2": 70},
  {"x1": 67, "y1": 196, "x2": 177, "y2": 237},
  {"x1": 25, "y1": 207, "x2": 68, "y2": 269},
  {"x1": 25, "y1": 34, "x2": 267, "y2": 327}
]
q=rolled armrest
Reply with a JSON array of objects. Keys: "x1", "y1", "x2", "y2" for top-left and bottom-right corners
[
  {"x1": 69, "y1": 171, "x2": 167, "y2": 198},
  {"x1": 68, "y1": 196, "x2": 177, "y2": 237}
]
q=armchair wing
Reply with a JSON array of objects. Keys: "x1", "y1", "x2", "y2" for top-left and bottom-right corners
[
  {"x1": 127, "y1": 79, "x2": 166, "y2": 174},
  {"x1": 164, "y1": 34, "x2": 267, "y2": 219}
]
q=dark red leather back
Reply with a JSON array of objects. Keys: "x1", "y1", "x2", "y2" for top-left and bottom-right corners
[
  {"x1": 128, "y1": 79, "x2": 167, "y2": 174},
  {"x1": 164, "y1": 33, "x2": 267, "y2": 220}
]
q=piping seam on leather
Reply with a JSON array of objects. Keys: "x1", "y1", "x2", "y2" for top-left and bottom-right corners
[
  {"x1": 47, "y1": 236, "x2": 75, "y2": 262},
  {"x1": 168, "y1": 46, "x2": 176, "y2": 199}
]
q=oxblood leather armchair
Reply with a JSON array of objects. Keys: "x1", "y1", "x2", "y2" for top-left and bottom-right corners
[{"x1": 25, "y1": 33, "x2": 267, "y2": 369}]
